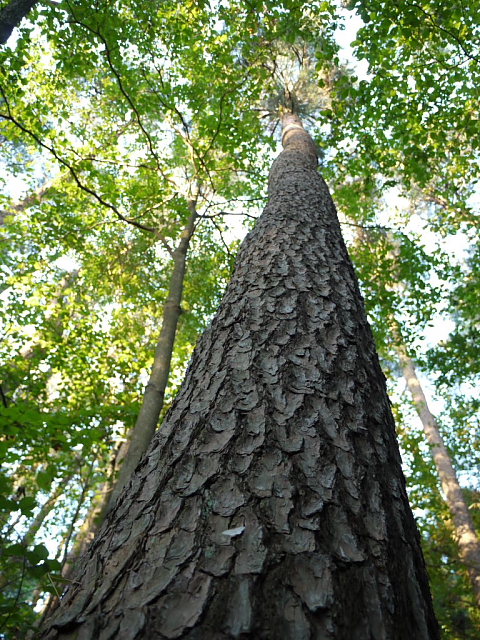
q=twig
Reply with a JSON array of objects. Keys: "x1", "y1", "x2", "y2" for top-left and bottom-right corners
[{"x1": 209, "y1": 216, "x2": 234, "y2": 262}]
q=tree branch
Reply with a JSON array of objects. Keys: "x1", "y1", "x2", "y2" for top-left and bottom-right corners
[{"x1": 0, "y1": 88, "x2": 156, "y2": 234}]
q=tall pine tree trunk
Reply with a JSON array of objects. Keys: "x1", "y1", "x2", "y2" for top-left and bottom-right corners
[
  {"x1": 41, "y1": 115, "x2": 439, "y2": 639},
  {"x1": 398, "y1": 348, "x2": 480, "y2": 605}
]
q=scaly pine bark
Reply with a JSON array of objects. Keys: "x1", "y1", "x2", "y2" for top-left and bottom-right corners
[{"x1": 40, "y1": 115, "x2": 439, "y2": 639}]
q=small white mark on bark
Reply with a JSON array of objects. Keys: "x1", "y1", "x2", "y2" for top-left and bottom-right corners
[{"x1": 222, "y1": 526, "x2": 246, "y2": 537}]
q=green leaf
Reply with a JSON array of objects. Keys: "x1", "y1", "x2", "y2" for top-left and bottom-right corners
[
  {"x1": 18, "y1": 496, "x2": 36, "y2": 516},
  {"x1": 26, "y1": 543, "x2": 49, "y2": 564},
  {"x1": 4, "y1": 543, "x2": 27, "y2": 557},
  {"x1": 36, "y1": 470, "x2": 53, "y2": 490}
]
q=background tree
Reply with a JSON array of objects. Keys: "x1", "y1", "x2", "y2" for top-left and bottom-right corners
[{"x1": 349, "y1": 225, "x2": 480, "y2": 635}]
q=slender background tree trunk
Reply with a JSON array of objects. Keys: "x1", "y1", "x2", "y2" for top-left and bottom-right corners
[
  {"x1": 106, "y1": 201, "x2": 198, "y2": 513},
  {"x1": 353, "y1": 225, "x2": 480, "y2": 605},
  {"x1": 398, "y1": 347, "x2": 480, "y2": 605},
  {"x1": 21, "y1": 475, "x2": 72, "y2": 548},
  {"x1": 41, "y1": 115, "x2": 438, "y2": 640}
]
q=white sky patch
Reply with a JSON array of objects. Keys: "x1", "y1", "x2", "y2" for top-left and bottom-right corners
[
  {"x1": 54, "y1": 253, "x2": 81, "y2": 272},
  {"x1": 2, "y1": 175, "x2": 29, "y2": 200},
  {"x1": 335, "y1": 8, "x2": 370, "y2": 81}
]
